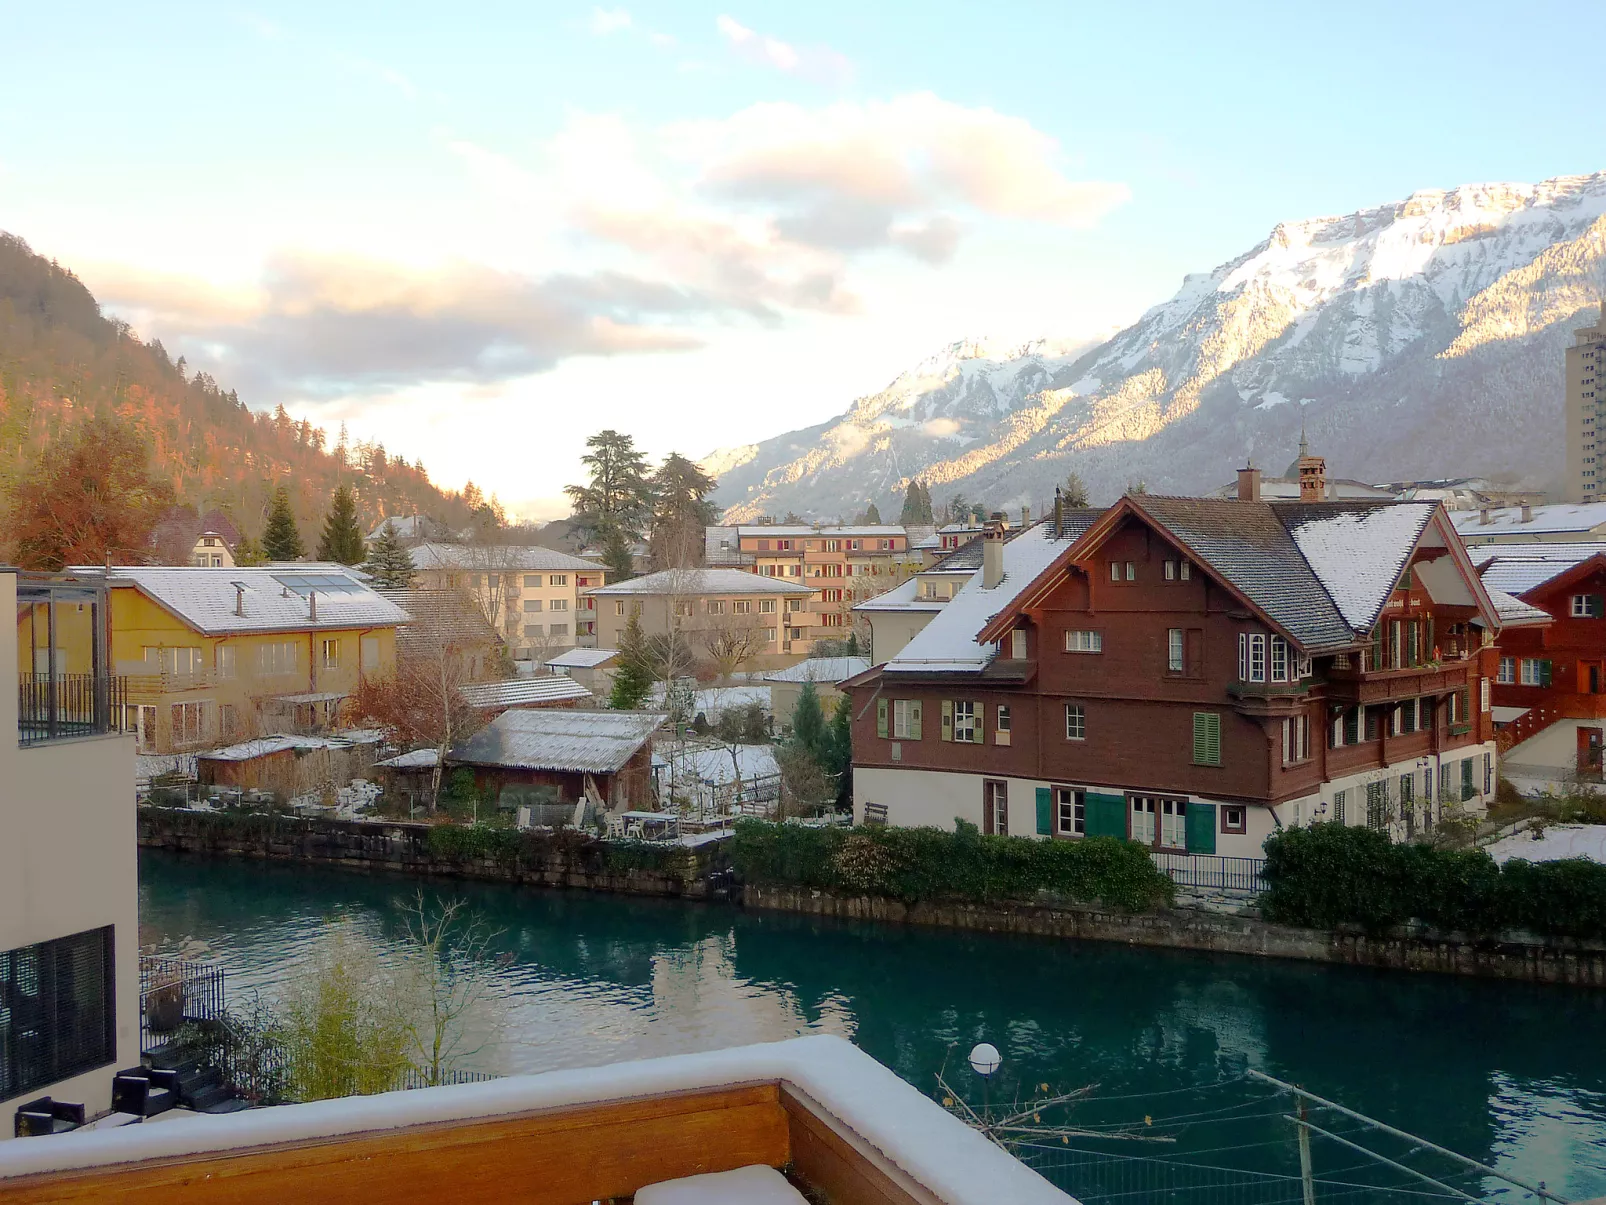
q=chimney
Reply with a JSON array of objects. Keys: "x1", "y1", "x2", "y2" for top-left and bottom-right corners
[
  {"x1": 982, "y1": 520, "x2": 1006, "y2": 589},
  {"x1": 1237, "y1": 462, "x2": 1262, "y2": 502},
  {"x1": 1296, "y1": 427, "x2": 1326, "y2": 502},
  {"x1": 234, "y1": 584, "x2": 246, "y2": 617},
  {"x1": 1479, "y1": 507, "x2": 1490, "y2": 525},
  {"x1": 309, "y1": 589, "x2": 317, "y2": 622},
  {"x1": 1053, "y1": 487, "x2": 1064, "y2": 539},
  {"x1": 1021, "y1": 504, "x2": 1031, "y2": 527},
  {"x1": 1521, "y1": 500, "x2": 1533, "y2": 524}
]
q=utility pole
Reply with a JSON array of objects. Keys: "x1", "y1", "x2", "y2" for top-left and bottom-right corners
[{"x1": 1296, "y1": 1091, "x2": 1315, "y2": 1205}]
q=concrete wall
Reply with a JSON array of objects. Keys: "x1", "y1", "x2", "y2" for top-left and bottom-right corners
[
  {"x1": 1, "y1": 572, "x2": 140, "y2": 1129},
  {"x1": 745, "y1": 886, "x2": 1606, "y2": 988}
]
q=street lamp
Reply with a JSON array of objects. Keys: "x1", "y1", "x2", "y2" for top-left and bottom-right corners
[{"x1": 968, "y1": 1042, "x2": 1001, "y2": 1120}]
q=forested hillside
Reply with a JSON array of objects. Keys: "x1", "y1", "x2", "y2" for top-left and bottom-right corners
[{"x1": 0, "y1": 233, "x2": 479, "y2": 549}]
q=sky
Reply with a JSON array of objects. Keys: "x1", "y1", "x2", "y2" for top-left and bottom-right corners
[{"x1": 3, "y1": 1, "x2": 1605, "y2": 520}]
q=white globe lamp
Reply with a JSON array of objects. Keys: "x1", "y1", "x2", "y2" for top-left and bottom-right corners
[{"x1": 968, "y1": 1042, "x2": 1002, "y2": 1078}]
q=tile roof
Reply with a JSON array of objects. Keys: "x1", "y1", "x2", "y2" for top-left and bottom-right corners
[
  {"x1": 373, "y1": 748, "x2": 441, "y2": 769},
  {"x1": 87, "y1": 565, "x2": 408, "y2": 636},
  {"x1": 377, "y1": 588, "x2": 498, "y2": 657},
  {"x1": 1473, "y1": 544, "x2": 1606, "y2": 595},
  {"x1": 197, "y1": 730, "x2": 385, "y2": 762},
  {"x1": 852, "y1": 576, "x2": 943, "y2": 613},
  {"x1": 586, "y1": 568, "x2": 812, "y2": 596},
  {"x1": 409, "y1": 542, "x2": 600, "y2": 573},
  {"x1": 1274, "y1": 501, "x2": 1438, "y2": 631},
  {"x1": 762, "y1": 656, "x2": 870, "y2": 684},
  {"x1": 450, "y1": 709, "x2": 665, "y2": 773},
  {"x1": 1485, "y1": 589, "x2": 1552, "y2": 627},
  {"x1": 458, "y1": 677, "x2": 594, "y2": 708}
]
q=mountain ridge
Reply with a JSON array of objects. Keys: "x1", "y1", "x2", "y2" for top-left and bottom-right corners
[{"x1": 709, "y1": 172, "x2": 1606, "y2": 519}]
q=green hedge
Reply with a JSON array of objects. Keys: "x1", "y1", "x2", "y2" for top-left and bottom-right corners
[
  {"x1": 1260, "y1": 824, "x2": 1606, "y2": 939},
  {"x1": 426, "y1": 824, "x2": 526, "y2": 864},
  {"x1": 731, "y1": 819, "x2": 1174, "y2": 912}
]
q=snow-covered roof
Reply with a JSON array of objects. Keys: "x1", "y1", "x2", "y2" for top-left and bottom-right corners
[
  {"x1": 0, "y1": 1036, "x2": 1073, "y2": 1205},
  {"x1": 196, "y1": 731, "x2": 385, "y2": 762},
  {"x1": 84, "y1": 565, "x2": 409, "y2": 637},
  {"x1": 1474, "y1": 544, "x2": 1606, "y2": 594},
  {"x1": 887, "y1": 525, "x2": 1067, "y2": 673},
  {"x1": 763, "y1": 656, "x2": 870, "y2": 684},
  {"x1": 1485, "y1": 589, "x2": 1552, "y2": 627},
  {"x1": 458, "y1": 677, "x2": 593, "y2": 708},
  {"x1": 1280, "y1": 502, "x2": 1438, "y2": 630},
  {"x1": 373, "y1": 748, "x2": 441, "y2": 769},
  {"x1": 408, "y1": 542, "x2": 600, "y2": 573},
  {"x1": 852, "y1": 576, "x2": 942, "y2": 614},
  {"x1": 546, "y1": 647, "x2": 620, "y2": 669},
  {"x1": 587, "y1": 569, "x2": 811, "y2": 596},
  {"x1": 450, "y1": 709, "x2": 665, "y2": 773},
  {"x1": 734, "y1": 524, "x2": 907, "y2": 538},
  {"x1": 1452, "y1": 502, "x2": 1606, "y2": 538}
]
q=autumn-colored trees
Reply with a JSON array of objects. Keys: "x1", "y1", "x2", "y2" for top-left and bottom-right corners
[{"x1": 5, "y1": 412, "x2": 173, "y2": 569}]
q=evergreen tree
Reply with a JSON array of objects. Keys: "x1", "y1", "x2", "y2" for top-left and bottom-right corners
[
  {"x1": 564, "y1": 429, "x2": 652, "y2": 542},
  {"x1": 898, "y1": 482, "x2": 923, "y2": 525},
  {"x1": 825, "y1": 697, "x2": 853, "y2": 807},
  {"x1": 1063, "y1": 472, "x2": 1090, "y2": 508},
  {"x1": 233, "y1": 535, "x2": 266, "y2": 566},
  {"x1": 363, "y1": 520, "x2": 416, "y2": 588},
  {"x1": 861, "y1": 501, "x2": 882, "y2": 524},
  {"x1": 601, "y1": 525, "x2": 636, "y2": 582},
  {"x1": 918, "y1": 481, "x2": 933, "y2": 522},
  {"x1": 316, "y1": 483, "x2": 365, "y2": 564},
  {"x1": 648, "y1": 451, "x2": 718, "y2": 569},
  {"x1": 262, "y1": 485, "x2": 305, "y2": 561},
  {"x1": 790, "y1": 681, "x2": 828, "y2": 762},
  {"x1": 607, "y1": 615, "x2": 653, "y2": 709}
]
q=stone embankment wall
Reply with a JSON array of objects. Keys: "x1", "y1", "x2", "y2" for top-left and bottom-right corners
[
  {"x1": 743, "y1": 886, "x2": 1606, "y2": 988},
  {"x1": 138, "y1": 807, "x2": 727, "y2": 899}
]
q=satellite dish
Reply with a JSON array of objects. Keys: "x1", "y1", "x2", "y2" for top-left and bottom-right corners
[{"x1": 968, "y1": 1042, "x2": 1001, "y2": 1078}]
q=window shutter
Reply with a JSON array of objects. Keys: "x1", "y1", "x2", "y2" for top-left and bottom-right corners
[
  {"x1": 1185, "y1": 802, "x2": 1217, "y2": 854},
  {"x1": 1035, "y1": 787, "x2": 1052, "y2": 835},
  {"x1": 975, "y1": 703, "x2": 985, "y2": 742},
  {"x1": 1540, "y1": 661, "x2": 1553, "y2": 689},
  {"x1": 1209, "y1": 715, "x2": 1221, "y2": 764},
  {"x1": 1193, "y1": 713, "x2": 1208, "y2": 764},
  {"x1": 1594, "y1": 595, "x2": 1605, "y2": 619},
  {"x1": 1237, "y1": 633, "x2": 1247, "y2": 680},
  {"x1": 941, "y1": 700, "x2": 953, "y2": 741},
  {"x1": 910, "y1": 700, "x2": 922, "y2": 740},
  {"x1": 1425, "y1": 617, "x2": 1435, "y2": 658},
  {"x1": 1193, "y1": 713, "x2": 1220, "y2": 766},
  {"x1": 1084, "y1": 793, "x2": 1127, "y2": 838},
  {"x1": 876, "y1": 697, "x2": 888, "y2": 739}
]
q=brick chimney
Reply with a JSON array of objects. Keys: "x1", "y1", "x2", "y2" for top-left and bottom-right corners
[
  {"x1": 1237, "y1": 462, "x2": 1262, "y2": 502},
  {"x1": 1052, "y1": 487, "x2": 1064, "y2": 538},
  {"x1": 983, "y1": 519, "x2": 1007, "y2": 588}
]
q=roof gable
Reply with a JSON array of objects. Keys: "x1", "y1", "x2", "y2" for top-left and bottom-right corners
[{"x1": 1271, "y1": 500, "x2": 1438, "y2": 633}]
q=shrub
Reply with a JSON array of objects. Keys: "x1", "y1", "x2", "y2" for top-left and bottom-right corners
[
  {"x1": 427, "y1": 824, "x2": 524, "y2": 864},
  {"x1": 1260, "y1": 822, "x2": 1606, "y2": 938},
  {"x1": 731, "y1": 818, "x2": 1173, "y2": 912}
]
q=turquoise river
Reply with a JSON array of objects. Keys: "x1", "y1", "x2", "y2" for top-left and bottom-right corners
[{"x1": 139, "y1": 850, "x2": 1606, "y2": 1202}]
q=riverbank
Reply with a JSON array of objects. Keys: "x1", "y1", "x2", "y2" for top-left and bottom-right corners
[
  {"x1": 139, "y1": 808, "x2": 1606, "y2": 986},
  {"x1": 137, "y1": 806, "x2": 727, "y2": 898},
  {"x1": 743, "y1": 885, "x2": 1606, "y2": 987}
]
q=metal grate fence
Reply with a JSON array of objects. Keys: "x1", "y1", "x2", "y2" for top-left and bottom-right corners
[{"x1": 1150, "y1": 851, "x2": 1267, "y2": 893}]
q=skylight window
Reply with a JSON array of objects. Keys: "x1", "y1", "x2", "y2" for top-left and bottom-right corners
[{"x1": 271, "y1": 573, "x2": 366, "y2": 596}]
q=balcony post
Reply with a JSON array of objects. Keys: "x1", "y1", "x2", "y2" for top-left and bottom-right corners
[{"x1": 46, "y1": 589, "x2": 58, "y2": 740}]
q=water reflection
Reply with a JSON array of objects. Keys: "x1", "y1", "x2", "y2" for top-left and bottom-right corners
[{"x1": 140, "y1": 851, "x2": 1606, "y2": 1198}]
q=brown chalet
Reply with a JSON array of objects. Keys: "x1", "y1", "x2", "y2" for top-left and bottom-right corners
[{"x1": 844, "y1": 465, "x2": 1505, "y2": 858}]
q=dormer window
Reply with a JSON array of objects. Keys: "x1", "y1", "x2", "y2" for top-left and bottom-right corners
[{"x1": 1010, "y1": 629, "x2": 1028, "y2": 659}]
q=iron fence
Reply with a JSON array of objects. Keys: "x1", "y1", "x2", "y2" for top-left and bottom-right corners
[
  {"x1": 139, "y1": 955, "x2": 227, "y2": 1050},
  {"x1": 17, "y1": 673, "x2": 127, "y2": 746},
  {"x1": 1151, "y1": 851, "x2": 1267, "y2": 893}
]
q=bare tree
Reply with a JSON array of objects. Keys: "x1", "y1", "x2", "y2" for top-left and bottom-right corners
[
  {"x1": 699, "y1": 607, "x2": 773, "y2": 681},
  {"x1": 397, "y1": 892, "x2": 504, "y2": 1086}
]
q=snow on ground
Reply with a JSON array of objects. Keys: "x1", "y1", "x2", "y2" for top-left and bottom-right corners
[{"x1": 1486, "y1": 824, "x2": 1606, "y2": 865}]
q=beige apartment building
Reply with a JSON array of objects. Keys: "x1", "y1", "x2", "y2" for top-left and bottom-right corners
[
  {"x1": 4, "y1": 570, "x2": 140, "y2": 1132},
  {"x1": 586, "y1": 568, "x2": 813, "y2": 670},
  {"x1": 705, "y1": 525, "x2": 920, "y2": 651},
  {"x1": 408, "y1": 543, "x2": 607, "y2": 662},
  {"x1": 1567, "y1": 302, "x2": 1606, "y2": 503}
]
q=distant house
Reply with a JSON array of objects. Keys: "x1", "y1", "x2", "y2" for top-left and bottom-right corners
[
  {"x1": 366, "y1": 514, "x2": 451, "y2": 544},
  {"x1": 196, "y1": 730, "x2": 385, "y2": 798},
  {"x1": 43, "y1": 564, "x2": 406, "y2": 754},
  {"x1": 1453, "y1": 502, "x2": 1606, "y2": 546},
  {"x1": 546, "y1": 647, "x2": 620, "y2": 696},
  {"x1": 764, "y1": 656, "x2": 870, "y2": 730},
  {"x1": 407, "y1": 542, "x2": 607, "y2": 659},
  {"x1": 447, "y1": 709, "x2": 665, "y2": 811},
  {"x1": 377, "y1": 587, "x2": 503, "y2": 683},
  {"x1": 150, "y1": 507, "x2": 242, "y2": 567},
  {"x1": 585, "y1": 568, "x2": 812, "y2": 670}
]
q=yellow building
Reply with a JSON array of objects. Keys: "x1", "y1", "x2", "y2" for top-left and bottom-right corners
[
  {"x1": 25, "y1": 565, "x2": 407, "y2": 754},
  {"x1": 586, "y1": 568, "x2": 813, "y2": 672}
]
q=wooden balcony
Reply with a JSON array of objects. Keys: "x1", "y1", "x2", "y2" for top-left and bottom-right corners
[
  {"x1": 0, "y1": 1038, "x2": 1069, "y2": 1205},
  {"x1": 1324, "y1": 656, "x2": 1476, "y2": 706}
]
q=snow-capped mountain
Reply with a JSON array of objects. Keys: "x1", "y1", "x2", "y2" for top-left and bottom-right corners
[{"x1": 710, "y1": 172, "x2": 1606, "y2": 520}]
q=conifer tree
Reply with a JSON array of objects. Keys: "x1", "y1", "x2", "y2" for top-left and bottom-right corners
[
  {"x1": 607, "y1": 615, "x2": 653, "y2": 709},
  {"x1": 1063, "y1": 471, "x2": 1091, "y2": 508},
  {"x1": 363, "y1": 520, "x2": 416, "y2": 588},
  {"x1": 861, "y1": 501, "x2": 883, "y2": 524},
  {"x1": 316, "y1": 484, "x2": 366, "y2": 564},
  {"x1": 233, "y1": 535, "x2": 266, "y2": 566},
  {"x1": 790, "y1": 681, "x2": 828, "y2": 762},
  {"x1": 601, "y1": 525, "x2": 636, "y2": 582},
  {"x1": 262, "y1": 485, "x2": 305, "y2": 561}
]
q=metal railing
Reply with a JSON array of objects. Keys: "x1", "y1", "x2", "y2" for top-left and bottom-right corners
[
  {"x1": 140, "y1": 955, "x2": 228, "y2": 1050},
  {"x1": 1150, "y1": 851, "x2": 1266, "y2": 893},
  {"x1": 17, "y1": 673, "x2": 128, "y2": 746}
]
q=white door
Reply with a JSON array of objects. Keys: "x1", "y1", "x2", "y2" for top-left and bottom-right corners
[
  {"x1": 1130, "y1": 797, "x2": 1156, "y2": 844},
  {"x1": 1160, "y1": 799, "x2": 1187, "y2": 849}
]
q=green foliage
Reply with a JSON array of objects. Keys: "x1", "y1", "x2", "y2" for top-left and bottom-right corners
[
  {"x1": 648, "y1": 451, "x2": 718, "y2": 570},
  {"x1": 608, "y1": 614, "x2": 654, "y2": 708},
  {"x1": 731, "y1": 818, "x2": 1174, "y2": 912},
  {"x1": 426, "y1": 823, "x2": 525, "y2": 864},
  {"x1": 713, "y1": 701, "x2": 770, "y2": 744},
  {"x1": 233, "y1": 534, "x2": 266, "y2": 566},
  {"x1": 1260, "y1": 823, "x2": 1606, "y2": 938},
  {"x1": 262, "y1": 484, "x2": 305, "y2": 561},
  {"x1": 316, "y1": 483, "x2": 366, "y2": 564},
  {"x1": 601, "y1": 524, "x2": 636, "y2": 581},
  {"x1": 824, "y1": 697, "x2": 852, "y2": 807},
  {"x1": 898, "y1": 480, "x2": 933, "y2": 526},
  {"x1": 1062, "y1": 472, "x2": 1090, "y2": 508},
  {"x1": 362, "y1": 519, "x2": 416, "y2": 588},
  {"x1": 565, "y1": 429, "x2": 652, "y2": 542},
  {"x1": 791, "y1": 681, "x2": 827, "y2": 755},
  {"x1": 861, "y1": 501, "x2": 883, "y2": 524}
]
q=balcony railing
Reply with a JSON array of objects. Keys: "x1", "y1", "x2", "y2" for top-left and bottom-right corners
[{"x1": 17, "y1": 673, "x2": 128, "y2": 746}]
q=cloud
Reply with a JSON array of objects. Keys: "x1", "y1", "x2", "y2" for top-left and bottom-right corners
[
  {"x1": 715, "y1": 15, "x2": 850, "y2": 84},
  {"x1": 91, "y1": 254, "x2": 708, "y2": 400},
  {"x1": 589, "y1": 7, "x2": 633, "y2": 35}
]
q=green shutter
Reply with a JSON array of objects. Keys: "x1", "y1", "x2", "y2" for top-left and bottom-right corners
[
  {"x1": 1540, "y1": 660, "x2": 1553, "y2": 688},
  {"x1": 910, "y1": 700, "x2": 922, "y2": 740},
  {"x1": 1035, "y1": 787, "x2": 1052, "y2": 835},
  {"x1": 975, "y1": 702, "x2": 984, "y2": 743},
  {"x1": 1185, "y1": 802, "x2": 1217, "y2": 854},
  {"x1": 1084, "y1": 792, "x2": 1127, "y2": 838},
  {"x1": 876, "y1": 697, "x2": 888, "y2": 738},
  {"x1": 1593, "y1": 595, "x2": 1605, "y2": 619},
  {"x1": 1193, "y1": 713, "x2": 1221, "y2": 766},
  {"x1": 940, "y1": 700, "x2": 953, "y2": 741},
  {"x1": 1425, "y1": 617, "x2": 1435, "y2": 659}
]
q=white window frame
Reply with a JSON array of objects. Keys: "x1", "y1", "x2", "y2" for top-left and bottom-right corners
[
  {"x1": 952, "y1": 700, "x2": 979, "y2": 744},
  {"x1": 550, "y1": 574, "x2": 568, "y2": 587},
  {"x1": 1167, "y1": 628, "x2": 1184, "y2": 673},
  {"x1": 1239, "y1": 633, "x2": 1267, "y2": 683},
  {"x1": 1270, "y1": 637, "x2": 1289, "y2": 683},
  {"x1": 321, "y1": 638, "x2": 340, "y2": 670},
  {"x1": 1055, "y1": 787, "x2": 1085, "y2": 837},
  {"x1": 759, "y1": 599, "x2": 777, "y2": 613},
  {"x1": 216, "y1": 644, "x2": 237, "y2": 679},
  {"x1": 1064, "y1": 630, "x2": 1103, "y2": 653},
  {"x1": 1497, "y1": 656, "x2": 1515, "y2": 684},
  {"x1": 995, "y1": 704, "x2": 1011, "y2": 745},
  {"x1": 893, "y1": 699, "x2": 921, "y2": 740},
  {"x1": 1065, "y1": 703, "x2": 1086, "y2": 741}
]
